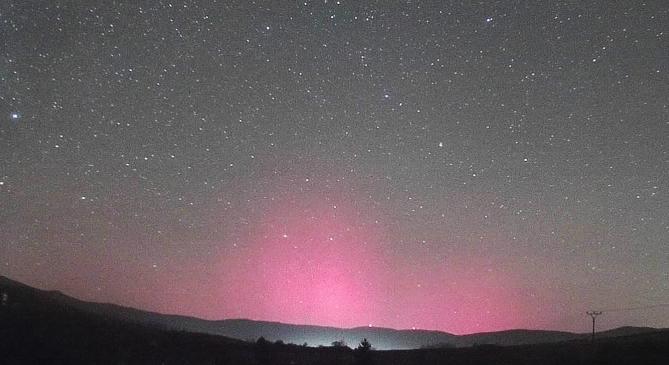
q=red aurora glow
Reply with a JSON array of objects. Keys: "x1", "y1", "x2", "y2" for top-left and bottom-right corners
[
  {"x1": 215, "y1": 194, "x2": 393, "y2": 328},
  {"x1": 202, "y1": 190, "x2": 538, "y2": 334}
]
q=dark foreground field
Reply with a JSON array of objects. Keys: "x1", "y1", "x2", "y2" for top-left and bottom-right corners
[{"x1": 2, "y1": 276, "x2": 668, "y2": 364}]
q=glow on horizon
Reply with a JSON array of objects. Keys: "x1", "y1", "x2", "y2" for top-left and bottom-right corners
[{"x1": 147, "y1": 191, "x2": 542, "y2": 335}]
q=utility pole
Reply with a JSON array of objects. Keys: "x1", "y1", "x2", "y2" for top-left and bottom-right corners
[{"x1": 586, "y1": 311, "x2": 602, "y2": 342}]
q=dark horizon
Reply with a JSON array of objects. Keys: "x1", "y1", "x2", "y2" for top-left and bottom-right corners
[
  {"x1": 2, "y1": 272, "x2": 667, "y2": 355},
  {"x1": 4, "y1": 274, "x2": 668, "y2": 364},
  {"x1": 1, "y1": 274, "x2": 665, "y2": 339}
]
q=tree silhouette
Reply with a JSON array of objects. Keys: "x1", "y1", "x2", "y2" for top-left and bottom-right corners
[
  {"x1": 357, "y1": 338, "x2": 372, "y2": 351},
  {"x1": 331, "y1": 339, "x2": 347, "y2": 348},
  {"x1": 355, "y1": 338, "x2": 373, "y2": 365}
]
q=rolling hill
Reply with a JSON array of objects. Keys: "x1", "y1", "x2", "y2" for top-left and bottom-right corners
[
  {"x1": 0, "y1": 275, "x2": 661, "y2": 349},
  {"x1": 2, "y1": 275, "x2": 668, "y2": 364}
]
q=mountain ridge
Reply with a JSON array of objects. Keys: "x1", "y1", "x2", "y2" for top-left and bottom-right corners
[{"x1": 0, "y1": 275, "x2": 661, "y2": 350}]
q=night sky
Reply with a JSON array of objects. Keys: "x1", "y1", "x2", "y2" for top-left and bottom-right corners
[{"x1": 1, "y1": 1, "x2": 668, "y2": 335}]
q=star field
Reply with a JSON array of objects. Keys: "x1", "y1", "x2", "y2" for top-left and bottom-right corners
[{"x1": 1, "y1": 1, "x2": 667, "y2": 334}]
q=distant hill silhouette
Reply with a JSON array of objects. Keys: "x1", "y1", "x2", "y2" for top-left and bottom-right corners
[
  {"x1": 2, "y1": 275, "x2": 668, "y2": 364},
  {"x1": 0, "y1": 275, "x2": 662, "y2": 349}
]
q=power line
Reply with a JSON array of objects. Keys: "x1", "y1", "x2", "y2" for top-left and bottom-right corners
[
  {"x1": 594, "y1": 303, "x2": 669, "y2": 312},
  {"x1": 584, "y1": 303, "x2": 668, "y2": 342},
  {"x1": 586, "y1": 311, "x2": 602, "y2": 342}
]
